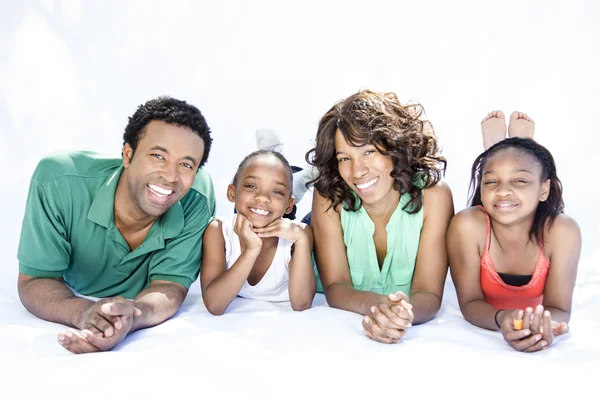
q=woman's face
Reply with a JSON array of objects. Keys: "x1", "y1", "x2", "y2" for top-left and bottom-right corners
[{"x1": 334, "y1": 129, "x2": 397, "y2": 206}]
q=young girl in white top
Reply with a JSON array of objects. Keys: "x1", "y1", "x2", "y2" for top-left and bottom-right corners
[{"x1": 201, "y1": 150, "x2": 316, "y2": 315}]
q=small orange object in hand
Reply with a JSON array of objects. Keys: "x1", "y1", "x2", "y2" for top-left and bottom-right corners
[{"x1": 513, "y1": 319, "x2": 523, "y2": 330}]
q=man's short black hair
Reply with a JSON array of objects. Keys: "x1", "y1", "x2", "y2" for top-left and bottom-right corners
[{"x1": 123, "y1": 96, "x2": 213, "y2": 167}]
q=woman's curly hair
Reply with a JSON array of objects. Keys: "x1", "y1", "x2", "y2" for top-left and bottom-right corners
[{"x1": 305, "y1": 90, "x2": 446, "y2": 213}]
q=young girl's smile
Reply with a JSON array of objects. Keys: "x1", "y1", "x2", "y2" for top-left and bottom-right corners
[
  {"x1": 481, "y1": 148, "x2": 550, "y2": 226},
  {"x1": 228, "y1": 155, "x2": 294, "y2": 228}
]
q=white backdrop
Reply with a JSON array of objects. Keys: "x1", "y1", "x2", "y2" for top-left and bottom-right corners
[{"x1": 0, "y1": 1, "x2": 599, "y2": 396}]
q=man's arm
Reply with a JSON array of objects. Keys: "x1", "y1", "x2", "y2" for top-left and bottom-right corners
[
  {"x1": 18, "y1": 273, "x2": 93, "y2": 329},
  {"x1": 131, "y1": 280, "x2": 188, "y2": 331}
]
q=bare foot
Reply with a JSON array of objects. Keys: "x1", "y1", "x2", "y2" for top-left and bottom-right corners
[
  {"x1": 481, "y1": 110, "x2": 507, "y2": 150},
  {"x1": 508, "y1": 111, "x2": 535, "y2": 139}
]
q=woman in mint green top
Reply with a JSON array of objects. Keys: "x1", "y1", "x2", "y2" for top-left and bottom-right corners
[
  {"x1": 305, "y1": 90, "x2": 454, "y2": 344},
  {"x1": 341, "y1": 188, "x2": 423, "y2": 295}
]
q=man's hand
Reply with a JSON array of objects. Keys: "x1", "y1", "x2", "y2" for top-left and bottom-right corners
[
  {"x1": 58, "y1": 297, "x2": 142, "y2": 354},
  {"x1": 361, "y1": 292, "x2": 414, "y2": 344},
  {"x1": 57, "y1": 310, "x2": 136, "y2": 354},
  {"x1": 77, "y1": 296, "x2": 141, "y2": 337}
]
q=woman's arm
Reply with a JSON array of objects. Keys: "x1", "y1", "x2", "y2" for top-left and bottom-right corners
[
  {"x1": 409, "y1": 180, "x2": 454, "y2": 324},
  {"x1": 200, "y1": 219, "x2": 260, "y2": 315},
  {"x1": 287, "y1": 224, "x2": 317, "y2": 311},
  {"x1": 542, "y1": 214, "x2": 582, "y2": 324},
  {"x1": 311, "y1": 191, "x2": 388, "y2": 315}
]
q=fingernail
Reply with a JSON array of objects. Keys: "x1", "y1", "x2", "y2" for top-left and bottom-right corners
[
  {"x1": 57, "y1": 334, "x2": 65, "y2": 340},
  {"x1": 370, "y1": 306, "x2": 377, "y2": 314},
  {"x1": 362, "y1": 330, "x2": 368, "y2": 336},
  {"x1": 535, "y1": 335, "x2": 542, "y2": 340},
  {"x1": 540, "y1": 341, "x2": 547, "y2": 346},
  {"x1": 523, "y1": 329, "x2": 531, "y2": 335},
  {"x1": 364, "y1": 317, "x2": 371, "y2": 324},
  {"x1": 407, "y1": 323, "x2": 412, "y2": 328},
  {"x1": 66, "y1": 332, "x2": 73, "y2": 338},
  {"x1": 81, "y1": 331, "x2": 88, "y2": 339}
]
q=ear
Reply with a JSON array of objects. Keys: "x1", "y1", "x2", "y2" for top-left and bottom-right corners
[
  {"x1": 227, "y1": 184, "x2": 236, "y2": 203},
  {"x1": 122, "y1": 143, "x2": 134, "y2": 168},
  {"x1": 539, "y1": 179, "x2": 551, "y2": 202},
  {"x1": 285, "y1": 195, "x2": 295, "y2": 214}
]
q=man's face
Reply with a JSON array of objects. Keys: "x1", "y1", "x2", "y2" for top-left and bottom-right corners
[{"x1": 121, "y1": 120, "x2": 205, "y2": 218}]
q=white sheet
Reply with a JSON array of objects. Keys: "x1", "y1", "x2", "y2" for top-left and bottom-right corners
[{"x1": 1, "y1": 270, "x2": 598, "y2": 400}]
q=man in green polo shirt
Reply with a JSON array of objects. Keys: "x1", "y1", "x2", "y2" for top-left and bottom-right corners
[{"x1": 17, "y1": 96, "x2": 215, "y2": 354}]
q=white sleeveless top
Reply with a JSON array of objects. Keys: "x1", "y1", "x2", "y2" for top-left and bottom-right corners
[{"x1": 219, "y1": 215, "x2": 293, "y2": 302}]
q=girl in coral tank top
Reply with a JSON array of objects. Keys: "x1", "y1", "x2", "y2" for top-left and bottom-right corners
[{"x1": 448, "y1": 111, "x2": 581, "y2": 353}]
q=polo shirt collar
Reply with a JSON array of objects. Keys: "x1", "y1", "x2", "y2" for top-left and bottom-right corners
[
  {"x1": 88, "y1": 167, "x2": 121, "y2": 228},
  {"x1": 88, "y1": 166, "x2": 185, "y2": 240}
]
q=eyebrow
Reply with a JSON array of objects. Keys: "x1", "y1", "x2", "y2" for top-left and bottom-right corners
[
  {"x1": 243, "y1": 175, "x2": 289, "y2": 188},
  {"x1": 483, "y1": 169, "x2": 534, "y2": 175},
  {"x1": 150, "y1": 145, "x2": 198, "y2": 165},
  {"x1": 336, "y1": 144, "x2": 376, "y2": 156}
]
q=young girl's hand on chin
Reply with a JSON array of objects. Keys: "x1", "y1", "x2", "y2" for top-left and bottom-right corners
[
  {"x1": 253, "y1": 218, "x2": 309, "y2": 244},
  {"x1": 233, "y1": 214, "x2": 262, "y2": 253}
]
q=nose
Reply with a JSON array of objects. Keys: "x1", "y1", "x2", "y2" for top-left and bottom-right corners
[
  {"x1": 161, "y1": 161, "x2": 179, "y2": 183},
  {"x1": 351, "y1": 158, "x2": 368, "y2": 179},
  {"x1": 496, "y1": 182, "x2": 513, "y2": 197},
  {"x1": 254, "y1": 190, "x2": 271, "y2": 203}
]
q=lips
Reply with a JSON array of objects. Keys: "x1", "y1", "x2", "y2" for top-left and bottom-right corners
[
  {"x1": 249, "y1": 207, "x2": 271, "y2": 217},
  {"x1": 147, "y1": 183, "x2": 175, "y2": 204},
  {"x1": 493, "y1": 201, "x2": 519, "y2": 211},
  {"x1": 355, "y1": 177, "x2": 378, "y2": 191}
]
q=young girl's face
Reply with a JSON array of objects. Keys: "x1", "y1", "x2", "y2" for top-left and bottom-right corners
[
  {"x1": 480, "y1": 148, "x2": 550, "y2": 226},
  {"x1": 228, "y1": 155, "x2": 294, "y2": 228},
  {"x1": 334, "y1": 129, "x2": 396, "y2": 206}
]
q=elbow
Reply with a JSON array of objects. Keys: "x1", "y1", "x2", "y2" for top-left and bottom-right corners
[
  {"x1": 290, "y1": 299, "x2": 313, "y2": 312},
  {"x1": 206, "y1": 305, "x2": 226, "y2": 316},
  {"x1": 202, "y1": 298, "x2": 227, "y2": 316}
]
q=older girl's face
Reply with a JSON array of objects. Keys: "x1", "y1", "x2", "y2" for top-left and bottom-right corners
[
  {"x1": 480, "y1": 148, "x2": 550, "y2": 226},
  {"x1": 334, "y1": 129, "x2": 397, "y2": 206}
]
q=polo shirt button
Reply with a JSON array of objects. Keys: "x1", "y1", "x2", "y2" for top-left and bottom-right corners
[{"x1": 377, "y1": 282, "x2": 382, "y2": 286}]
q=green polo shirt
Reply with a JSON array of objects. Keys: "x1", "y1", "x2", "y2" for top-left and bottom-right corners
[{"x1": 17, "y1": 151, "x2": 215, "y2": 299}]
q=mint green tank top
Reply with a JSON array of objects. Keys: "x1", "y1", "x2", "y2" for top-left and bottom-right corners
[{"x1": 315, "y1": 190, "x2": 424, "y2": 295}]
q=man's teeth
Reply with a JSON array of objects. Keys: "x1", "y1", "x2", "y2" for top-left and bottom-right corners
[
  {"x1": 148, "y1": 184, "x2": 173, "y2": 197},
  {"x1": 250, "y1": 208, "x2": 270, "y2": 216},
  {"x1": 356, "y1": 178, "x2": 377, "y2": 190}
]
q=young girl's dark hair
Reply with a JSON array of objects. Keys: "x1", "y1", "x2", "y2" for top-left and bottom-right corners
[
  {"x1": 232, "y1": 150, "x2": 294, "y2": 193},
  {"x1": 468, "y1": 137, "x2": 564, "y2": 241},
  {"x1": 305, "y1": 90, "x2": 446, "y2": 213}
]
